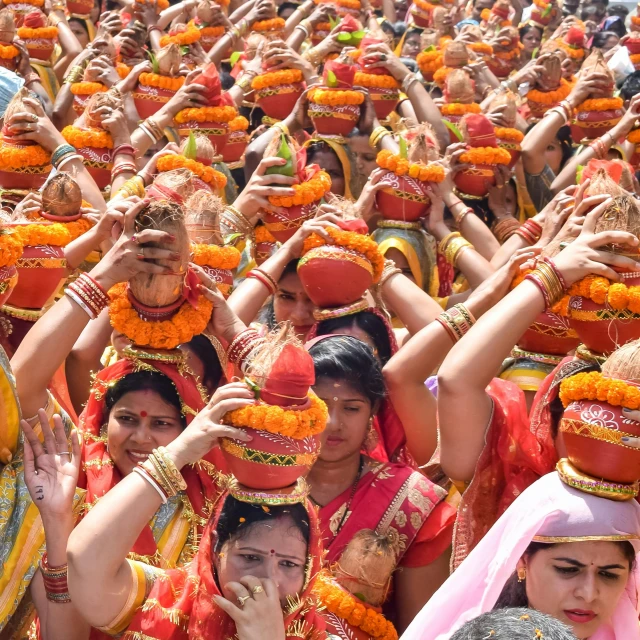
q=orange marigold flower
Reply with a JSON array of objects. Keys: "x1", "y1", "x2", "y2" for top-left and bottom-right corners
[
  {"x1": 526, "y1": 79, "x2": 572, "y2": 106},
  {"x1": 17, "y1": 26, "x2": 58, "y2": 39},
  {"x1": 353, "y1": 71, "x2": 399, "y2": 89},
  {"x1": 138, "y1": 73, "x2": 184, "y2": 92},
  {"x1": 229, "y1": 115, "x2": 249, "y2": 132},
  {"x1": 376, "y1": 150, "x2": 446, "y2": 183},
  {"x1": 0, "y1": 142, "x2": 50, "y2": 170},
  {"x1": 13, "y1": 215, "x2": 91, "y2": 247},
  {"x1": 459, "y1": 146, "x2": 512, "y2": 166},
  {"x1": 252, "y1": 68, "x2": 304, "y2": 90},
  {"x1": 159, "y1": 22, "x2": 201, "y2": 46},
  {"x1": 70, "y1": 81, "x2": 107, "y2": 96},
  {"x1": 494, "y1": 127, "x2": 525, "y2": 143},
  {"x1": 0, "y1": 231, "x2": 23, "y2": 267},
  {"x1": 190, "y1": 243, "x2": 241, "y2": 269},
  {"x1": 174, "y1": 105, "x2": 237, "y2": 124},
  {"x1": 62, "y1": 125, "x2": 113, "y2": 149},
  {"x1": 268, "y1": 170, "x2": 331, "y2": 207},
  {"x1": 0, "y1": 43, "x2": 18, "y2": 59},
  {"x1": 440, "y1": 102, "x2": 482, "y2": 116},
  {"x1": 627, "y1": 129, "x2": 640, "y2": 144},
  {"x1": 252, "y1": 17, "x2": 285, "y2": 32},
  {"x1": 157, "y1": 154, "x2": 227, "y2": 190},
  {"x1": 575, "y1": 97, "x2": 624, "y2": 113}
]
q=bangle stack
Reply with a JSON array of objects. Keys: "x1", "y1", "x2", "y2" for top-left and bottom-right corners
[
  {"x1": 230, "y1": 19, "x2": 248, "y2": 41},
  {"x1": 524, "y1": 258, "x2": 565, "y2": 308},
  {"x1": 66, "y1": 274, "x2": 110, "y2": 319},
  {"x1": 514, "y1": 218, "x2": 542, "y2": 245},
  {"x1": 221, "y1": 205, "x2": 252, "y2": 237},
  {"x1": 117, "y1": 176, "x2": 146, "y2": 198},
  {"x1": 369, "y1": 125, "x2": 391, "y2": 149},
  {"x1": 112, "y1": 147, "x2": 137, "y2": 180},
  {"x1": 227, "y1": 328, "x2": 264, "y2": 370},
  {"x1": 147, "y1": 25, "x2": 162, "y2": 35},
  {"x1": 51, "y1": 143, "x2": 77, "y2": 168},
  {"x1": 589, "y1": 132, "x2": 614, "y2": 159},
  {"x1": 401, "y1": 73, "x2": 418, "y2": 93},
  {"x1": 40, "y1": 553, "x2": 71, "y2": 603},
  {"x1": 379, "y1": 258, "x2": 402, "y2": 287},
  {"x1": 492, "y1": 217, "x2": 522, "y2": 244},
  {"x1": 295, "y1": 22, "x2": 310, "y2": 38},
  {"x1": 134, "y1": 447, "x2": 187, "y2": 503},
  {"x1": 236, "y1": 72, "x2": 256, "y2": 94},
  {"x1": 64, "y1": 65, "x2": 84, "y2": 84},
  {"x1": 246, "y1": 268, "x2": 277, "y2": 295},
  {"x1": 435, "y1": 303, "x2": 476, "y2": 343},
  {"x1": 452, "y1": 204, "x2": 473, "y2": 226},
  {"x1": 444, "y1": 235, "x2": 473, "y2": 266},
  {"x1": 138, "y1": 118, "x2": 164, "y2": 145}
]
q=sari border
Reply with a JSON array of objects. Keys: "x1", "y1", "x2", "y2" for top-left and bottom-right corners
[{"x1": 533, "y1": 534, "x2": 640, "y2": 543}]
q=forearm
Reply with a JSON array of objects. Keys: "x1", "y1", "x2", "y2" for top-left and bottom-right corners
[
  {"x1": 406, "y1": 82, "x2": 448, "y2": 152},
  {"x1": 453, "y1": 203, "x2": 501, "y2": 260},
  {"x1": 131, "y1": 107, "x2": 174, "y2": 156},
  {"x1": 70, "y1": 159, "x2": 107, "y2": 212},
  {"x1": 286, "y1": 27, "x2": 306, "y2": 52},
  {"x1": 52, "y1": 85, "x2": 75, "y2": 130},
  {"x1": 64, "y1": 228, "x2": 102, "y2": 271},
  {"x1": 382, "y1": 0, "x2": 397, "y2": 21},
  {"x1": 455, "y1": 249, "x2": 494, "y2": 289},
  {"x1": 490, "y1": 232, "x2": 528, "y2": 268},
  {"x1": 157, "y1": 2, "x2": 189, "y2": 29},
  {"x1": 521, "y1": 112, "x2": 565, "y2": 174},
  {"x1": 283, "y1": 3, "x2": 309, "y2": 37},
  {"x1": 229, "y1": 0, "x2": 255, "y2": 22},
  {"x1": 53, "y1": 21, "x2": 83, "y2": 82}
]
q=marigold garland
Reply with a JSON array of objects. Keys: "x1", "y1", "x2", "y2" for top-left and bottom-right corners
[
  {"x1": 268, "y1": 170, "x2": 331, "y2": 208},
  {"x1": 302, "y1": 226, "x2": 384, "y2": 283},
  {"x1": 308, "y1": 87, "x2": 364, "y2": 106},
  {"x1": 312, "y1": 573, "x2": 398, "y2": 640},
  {"x1": 469, "y1": 42, "x2": 493, "y2": 55},
  {"x1": 174, "y1": 105, "x2": 237, "y2": 123},
  {"x1": 628, "y1": 129, "x2": 640, "y2": 144},
  {"x1": 17, "y1": 26, "x2": 58, "y2": 39},
  {"x1": 416, "y1": 50, "x2": 443, "y2": 75},
  {"x1": 557, "y1": 40, "x2": 585, "y2": 60},
  {"x1": 252, "y1": 18, "x2": 285, "y2": 32},
  {"x1": 316, "y1": 21, "x2": 332, "y2": 31},
  {"x1": 252, "y1": 68, "x2": 304, "y2": 91},
  {"x1": 0, "y1": 44, "x2": 18, "y2": 59},
  {"x1": 413, "y1": 0, "x2": 434, "y2": 11},
  {"x1": 493, "y1": 46, "x2": 521, "y2": 60},
  {"x1": 527, "y1": 79, "x2": 572, "y2": 105},
  {"x1": 481, "y1": 7, "x2": 510, "y2": 25},
  {"x1": 116, "y1": 62, "x2": 131, "y2": 79},
  {"x1": 156, "y1": 154, "x2": 227, "y2": 190},
  {"x1": 190, "y1": 243, "x2": 241, "y2": 269},
  {"x1": 62, "y1": 125, "x2": 113, "y2": 149},
  {"x1": 0, "y1": 231, "x2": 23, "y2": 268},
  {"x1": 575, "y1": 97, "x2": 624, "y2": 113},
  {"x1": 460, "y1": 146, "x2": 512, "y2": 165},
  {"x1": 223, "y1": 392, "x2": 328, "y2": 439},
  {"x1": 254, "y1": 224, "x2": 276, "y2": 243},
  {"x1": 199, "y1": 24, "x2": 226, "y2": 37},
  {"x1": 108, "y1": 282, "x2": 213, "y2": 350},
  {"x1": 433, "y1": 66, "x2": 454, "y2": 86},
  {"x1": 315, "y1": 0, "x2": 361, "y2": 8},
  {"x1": 440, "y1": 102, "x2": 481, "y2": 116},
  {"x1": 376, "y1": 149, "x2": 445, "y2": 183},
  {"x1": 632, "y1": 15, "x2": 640, "y2": 26},
  {"x1": 3, "y1": 0, "x2": 43, "y2": 5},
  {"x1": 630, "y1": 52, "x2": 640, "y2": 65},
  {"x1": 139, "y1": 73, "x2": 184, "y2": 92},
  {"x1": 70, "y1": 81, "x2": 107, "y2": 96},
  {"x1": 13, "y1": 216, "x2": 91, "y2": 247},
  {"x1": 136, "y1": 0, "x2": 170, "y2": 10},
  {"x1": 0, "y1": 142, "x2": 50, "y2": 170},
  {"x1": 353, "y1": 72, "x2": 399, "y2": 89},
  {"x1": 159, "y1": 23, "x2": 201, "y2": 47},
  {"x1": 495, "y1": 127, "x2": 525, "y2": 143},
  {"x1": 229, "y1": 115, "x2": 249, "y2": 132},
  {"x1": 559, "y1": 371, "x2": 640, "y2": 409}
]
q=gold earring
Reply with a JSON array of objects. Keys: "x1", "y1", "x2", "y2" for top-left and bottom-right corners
[{"x1": 517, "y1": 568, "x2": 526, "y2": 583}]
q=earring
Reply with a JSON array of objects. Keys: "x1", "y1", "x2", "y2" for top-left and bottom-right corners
[
  {"x1": 517, "y1": 568, "x2": 526, "y2": 583},
  {"x1": 364, "y1": 416, "x2": 379, "y2": 451}
]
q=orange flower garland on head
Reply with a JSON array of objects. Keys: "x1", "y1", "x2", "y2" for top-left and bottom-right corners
[
  {"x1": 268, "y1": 170, "x2": 331, "y2": 208},
  {"x1": 190, "y1": 243, "x2": 241, "y2": 269},
  {"x1": 0, "y1": 143, "x2": 50, "y2": 170},
  {"x1": 108, "y1": 282, "x2": 213, "y2": 350},
  {"x1": 302, "y1": 226, "x2": 384, "y2": 283},
  {"x1": 252, "y1": 17, "x2": 285, "y2": 32},
  {"x1": 0, "y1": 231, "x2": 23, "y2": 268},
  {"x1": 160, "y1": 22, "x2": 201, "y2": 46},
  {"x1": 13, "y1": 217, "x2": 92, "y2": 247},
  {"x1": 308, "y1": 87, "x2": 364, "y2": 106},
  {"x1": 376, "y1": 149, "x2": 446, "y2": 182},
  {"x1": 575, "y1": 97, "x2": 624, "y2": 113},
  {"x1": 353, "y1": 72, "x2": 399, "y2": 89},
  {"x1": 17, "y1": 26, "x2": 58, "y2": 38},
  {"x1": 559, "y1": 371, "x2": 640, "y2": 409},
  {"x1": 138, "y1": 73, "x2": 184, "y2": 91},
  {"x1": 0, "y1": 43, "x2": 18, "y2": 59},
  {"x1": 174, "y1": 105, "x2": 237, "y2": 123},
  {"x1": 229, "y1": 115, "x2": 249, "y2": 131},
  {"x1": 526, "y1": 78, "x2": 572, "y2": 105},
  {"x1": 156, "y1": 155, "x2": 227, "y2": 190},
  {"x1": 251, "y1": 69, "x2": 304, "y2": 91},
  {"x1": 70, "y1": 82, "x2": 107, "y2": 96},
  {"x1": 459, "y1": 146, "x2": 512, "y2": 165},
  {"x1": 441, "y1": 103, "x2": 481, "y2": 116}
]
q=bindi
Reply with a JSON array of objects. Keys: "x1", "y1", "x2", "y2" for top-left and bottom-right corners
[{"x1": 140, "y1": 411, "x2": 148, "y2": 418}]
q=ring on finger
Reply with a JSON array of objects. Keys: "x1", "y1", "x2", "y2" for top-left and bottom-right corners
[
  {"x1": 131, "y1": 234, "x2": 139, "y2": 244},
  {"x1": 137, "y1": 250, "x2": 145, "y2": 260},
  {"x1": 237, "y1": 595, "x2": 251, "y2": 607},
  {"x1": 58, "y1": 451, "x2": 71, "y2": 456},
  {"x1": 251, "y1": 585, "x2": 264, "y2": 595}
]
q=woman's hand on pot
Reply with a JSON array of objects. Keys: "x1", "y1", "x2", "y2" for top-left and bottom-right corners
[
  {"x1": 5, "y1": 97, "x2": 65, "y2": 152},
  {"x1": 281, "y1": 208, "x2": 342, "y2": 259},
  {"x1": 13, "y1": 191, "x2": 42, "y2": 219},
  {"x1": 163, "y1": 69, "x2": 208, "y2": 114},
  {"x1": 355, "y1": 167, "x2": 389, "y2": 221},
  {"x1": 360, "y1": 42, "x2": 410, "y2": 83}
]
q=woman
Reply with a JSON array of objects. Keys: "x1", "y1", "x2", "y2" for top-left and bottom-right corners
[
  {"x1": 519, "y1": 24, "x2": 543, "y2": 61},
  {"x1": 400, "y1": 27, "x2": 422, "y2": 59},
  {"x1": 402, "y1": 471, "x2": 640, "y2": 640},
  {"x1": 306, "y1": 335, "x2": 457, "y2": 631}
]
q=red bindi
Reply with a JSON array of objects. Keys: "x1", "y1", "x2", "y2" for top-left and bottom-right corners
[
  {"x1": 140, "y1": 411, "x2": 148, "y2": 418},
  {"x1": 270, "y1": 549, "x2": 275, "y2": 554}
]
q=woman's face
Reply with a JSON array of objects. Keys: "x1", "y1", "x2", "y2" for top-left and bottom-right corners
[
  {"x1": 313, "y1": 378, "x2": 372, "y2": 462},
  {"x1": 216, "y1": 516, "x2": 308, "y2": 606},
  {"x1": 601, "y1": 34, "x2": 620, "y2": 52},
  {"x1": 402, "y1": 33, "x2": 421, "y2": 59},
  {"x1": 107, "y1": 390, "x2": 184, "y2": 476},
  {"x1": 348, "y1": 134, "x2": 378, "y2": 189},
  {"x1": 521, "y1": 28, "x2": 541, "y2": 53},
  {"x1": 520, "y1": 541, "x2": 631, "y2": 639},
  {"x1": 273, "y1": 272, "x2": 316, "y2": 340},
  {"x1": 69, "y1": 20, "x2": 90, "y2": 48},
  {"x1": 545, "y1": 137, "x2": 565, "y2": 175},
  {"x1": 311, "y1": 150, "x2": 345, "y2": 197}
]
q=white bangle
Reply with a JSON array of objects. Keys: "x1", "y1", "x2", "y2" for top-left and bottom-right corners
[
  {"x1": 132, "y1": 466, "x2": 168, "y2": 504},
  {"x1": 65, "y1": 289, "x2": 97, "y2": 320},
  {"x1": 57, "y1": 154, "x2": 83, "y2": 171}
]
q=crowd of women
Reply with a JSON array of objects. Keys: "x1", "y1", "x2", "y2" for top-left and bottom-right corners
[{"x1": 0, "y1": 0, "x2": 639, "y2": 637}]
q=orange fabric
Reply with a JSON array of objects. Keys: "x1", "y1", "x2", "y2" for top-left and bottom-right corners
[{"x1": 49, "y1": 364, "x2": 78, "y2": 424}]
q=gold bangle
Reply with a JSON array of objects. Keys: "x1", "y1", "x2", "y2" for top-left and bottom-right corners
[
  {"x1": 154, "y1": 446, "x2": 187, "y2": 492},
  {"x1": 272, "y1": 121, "x2": 290, "y2": 136},
  {"x1": 438, "y1": 231, "x2": 460, "y2": 254},
  {"x1": 369, "y1": 125, "x2": 389, "y2": 148}
]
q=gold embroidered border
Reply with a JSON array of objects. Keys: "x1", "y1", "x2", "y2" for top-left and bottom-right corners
[
  {"x1": 2, "y1": 164, "x2": 51, "y2": 175},
  {"x1": 570, "y1": 308, "x2": 640, "y2": 322},
  {"x1": 534, "y1": 534, "x2": 639, "y2": 543},
  {"x1": 308, "y1": 110, "x2": 359, "y2": 121},
  {"x1": 82, "y1": 158, "x2": 112, "y2": 170},
  {"x1": 298, "y1": 247, "x2": 373, "y2": 275},
  {"x1": 560, "y1": 417, "x2": 639, "y2": 449},
  {"x1": 141, "y1": 599, "x2": 190, "y2": 630},
  {"x1": 16, "y1": 257, "x2": 67, "y2": 269},
  {"x1": 257, "y1": 86, "x2": 302, "y2": 98},
  {"x1": 370, "y1": 92, "x2": 400, "y2": 101},
  {"x1": 221, "y1": 439, "x2": 317, "y2": 467},
  {"x1": 1, "y1": 304, "x2": 42, "y2": 321}
]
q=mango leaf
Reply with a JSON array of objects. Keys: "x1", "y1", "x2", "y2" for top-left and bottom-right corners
[
  {"x1": 424, "y1": 45, "x2": 436, "y2": 52},
  {"x1": 180, "y1": 45, "x2": 190, "y2": 55},
  {"x1": 531, "y1": 46, "x2": 539, "y2": 59},
  {"x1": 399, "y1": 136, "x2": 408, "y2": 159},
  {"x1": 224, "y1": 232, "x2": 244, "y2": 246},
  {"x1": 244, "y1": 376, "x2": 261, "y2": 399},
  {"x1": 542, "y1": 3, "x2": 553, "y2": 17},
  {"x1": 351, "y1": 30, "x2": 365, "y2": 45},
  {"x1": 148, "y1": 51, "x2": 159, "y2": 75},
  {"x1": 229, "y1": 50, "x2": 242, "y2": 66},
  {"x1": 329, "y1": 14, "x2": 340, "y2": 29},
  {"x1": 337, "y1": 32, "x2": 352, "y2": 42},
  {"x1": 183, "y1": 132, "x2": 198, "y2": 160},
  {"x1": 265, "y1": 133, "x2": 295, "y2": 177},
  {"x1": 442, "y1": 119, "x2": 463, "y2": 142},
  {"x1": 576, "y1": 164, "x2": 584, "y2": 185},
  {"x1": 327, "y1": 69, "x2": 338, "y2": 87}
]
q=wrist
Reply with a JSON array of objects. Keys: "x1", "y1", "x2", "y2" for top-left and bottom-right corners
[
  {"x1": 41, "y1": 513, "x2": 75, "y2": 534},
  {"x1": 430, "y1": 221, "x2": 450, "y2": 241},
  {"x1": 89, "y1": 267, "x2": 117, "y2": 292},
  {"x1": 163, "y1": 440, "x2": 189, "y2": 470}
]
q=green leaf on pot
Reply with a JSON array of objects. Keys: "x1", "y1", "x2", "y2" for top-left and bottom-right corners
[
  {"x1": 327, "y1": 69, "x2": 338, "y2": 87},
  {"x1": 531, "y1": 46, "x2": 539, "y2": 59},
  {"x1": 576, "y1": 164, "x2": 584, "y2": 184},
  {"x1": 442, "y1": 119, "x2": 463, "y2": 141},
  {"x1": 183, "y1": 132, "x2": 197, "y2": 160},
  {"x1": 351, "y1": 30, "x2": 365, "y2": 45},
  {"x1": 423, "y1": 45, "x2": 436, "y2": 52},
  {"x1": 265, "y1": 134, "x2": 295, "y2": 177},
  {"x1": 148, "y1": 51, "x2": 159, "y2": 75},
  {"x1": 399, "y1": 137, "x2": 408, "y2": 159},
  {"x1": 229, "y1": 51, "x2": 242, "y2": 66},
  {"x1": 180, "y1": 45, "x2": 190, "y2": 55},
  {"x1": 224, "y1": 232, "x2": 244, "y2": 246},
  {"x1": 329, "y1": 14, "x2": 340, "y2": 29},
  {"x1": 337, "y1": 32, "x2": 352, "y2": 42},
  {"x1": 542, "y1": 3, "x2": 553, "y2": 17}
]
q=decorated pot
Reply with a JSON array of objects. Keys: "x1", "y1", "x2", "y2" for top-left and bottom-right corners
[
  {"x1": 311, "y1": 22, "x2": 331, "y2": 46},
  {"x1": 626, "y1": 36, "x2": 640, "y2": 54},
  {"x1": 199, "y1": 26, "x2": 226, "y2": 52},
  {"x1": 368, "y1": 86, "x2": 400, "y2": 120},
  {"x1": 23, "y1": 37, "x2": 54, "y2": 61},
  {"x1": 454, "y1": 164, "x2": 496, "y2": 198},
  {"x1": 486, "y1": 56, "x2": 513, "y2": 79},
  {"x1": 308, "y1": 100, "x2": 360, "y2": 137},
  {"x1": 411, "y1": 6, "x2": 431, "y2": 27},
  {"x1": 72, "y1": 93, "x2": 93, "y2": 117},
  {"x1": 77, "y1": 146, "x2": 112, "y2": 190},
  {"x1": 0, "y1": 167, "x2": 49, "y2": 191},
  {"x1": 0, "y1": 55, "x2": 18, "y2": 72},
  {"x1": 255, "y1": 239, "x2": 276, "y2": 265},
  {"x1": 263, "y1": 203, "x2": 316, "y2": 243},
  {"x1": 222, "y1": 130, "x2": 248, "y2": 163},
  {"x1": 496, "y1": 138, "x2": 521, "y2": 169},
  {"x1": 133, "y1": 83, "x2": 178, "y2": 119},
  {"x1": 221, "y1": 429, "x2": 321, "y2": 490},
  {"x1": 298, "y1": 244, "x2": 373, "y2": 307},
  {"x1": 67, "y1": 0, "x2": 93, "y2": 14},
  {"x1": 256, "y1": 82, "x2": 305, "y2": 121},
  {"x1": 572, "y1": 107, "x2": 624, "y2": 143},
  {"x1": 176, "y1": 119, "x2": 229, "y2": 154},
  {"x1": 375, "y1": 173, "x2": 429, "y2": 221},
  {"x1": 561, "y1": 398, "x2": 640, "y2": 484},
  {"x1": 201, "y1": 265, "x2": 233, "y2": 298},
  {"x1": 7, "y1": 243, "x2": 66, "y2": 310},
  {"x1": 517, "y1": 310, "x2": 580, "y2": 356},
  {"x1": 0, "y1": 264, "x2": 18, "y2": 307}
]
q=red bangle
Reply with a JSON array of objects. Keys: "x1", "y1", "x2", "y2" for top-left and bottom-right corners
[{"x1": 246, "y1": 270, "x2": 276, "y2": 295}]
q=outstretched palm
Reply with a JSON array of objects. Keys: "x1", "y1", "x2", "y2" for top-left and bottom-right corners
[{"x1": 22, "y1": 409, "x2": 81, "y2": 520}]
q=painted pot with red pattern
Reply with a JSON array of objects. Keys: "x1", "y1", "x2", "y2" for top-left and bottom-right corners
[
  {"x1": 454, "y1": 164, "x2": 496, "y2": 198},
  {"x1": 571, "y1": 107, "x2": 624, "y2": 143},
  {"x1": 176, "y1": 120, "x2": 229, "y2": 155},
  {"x1": 411, "y1": 6, "x2": 431, "y2": 27},
  {"x1": 298, "y1": 244, "x2": 373, "y2": 307},
  {"x1": 517, "y1": 310, "x2": 580, "y2": 356},
  {"x1": 496, "y1": 138, "x2": 521, "y2": 169},
  {"x1": 133, "y1": 83, "x2": 178, "y2": 119},
  {"x1": 626, "y1": 36, "x2": 640, "y2": 54},
  {"x1": 263, "y1": 203, "x2": 316, "y2": 243},
  {"x1": 67, "y1": 0, "x2": 93, "y2": 14},
  {"x1": 569, "y1": 272, "x2": 640, "y2": 355},
  {"x1": 7, "y1": 243, "x2": 66, "y2": 310},
  {"x1": 254, "y1": 240, "x2": 277, "y2": 265},
  {"x1": 311, "y1": 23, "x2": 331, "y2": 46},
  {"x1": 72, "y1": 93, "x2": 93, "y2": 117},
  {"x1": 257, "y1": 83, "x2": 305, "y2": 121},
  {"x1": 308, "y1": 100, "x2": 360, "y2": 137},
  {"x1": 23, "y1": 37, "x2": 55, "y2": 61},
  {"x1": 0, "y1": 264, "x2": 18, "y2": 307},
  {"x1": 486, "y1": 56, "x2": 513, "y2": 79},
  {"x1": 560, "y1": 398, "x2": 640, "y2": 484},
  {"x1": 222, "y1": 130, "x2": 248, "y2": 163},
  {"x1": 0, "y1": 140, "x2": 49, "y2": 190},
  {"x1": 221, "y1": 429, "x2": 321, "y2": 490},
  {"x1": 368, "y1": 86, "x2": 400, "y2": 120},
  {"x1": 375, "y1": 172, "x2": 430, "y2": 221},
  {"x1": 0, "y1": 56, "x2": 17, "y2": 72},
  {"x1": 201, "y1": 265, "x2": 233, "y2": 298},
  {"x1": 77, "y1": 146, "x2": 112, "y2": 190}
]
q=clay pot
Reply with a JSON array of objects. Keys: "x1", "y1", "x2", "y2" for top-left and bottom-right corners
[
  {"x1": 486, "y1": 56, "x2": 513, "y2": 79},
  {"x1": 625, "y1": 36, "x2": 640, "y2": 54},
  {"x1": 0, "y1": 264, "x2": 18, "y2": 307},
  {"x1": 572, "y1": 106, "x2": 624, "y2": 143},
  {"x1": 517, "y1": 310, "x2": 580, "y2": 356},
  {"x1": 308, "y1": 99, "x2": 360, "y2": 137},
  {"x1": 561, "y1": 398, "x2": 640, "y2": 484},
  {"x1": 411, "y1": 5, "x2": 431, "y2": 27},
  {"x1": 368, "y1": 86, "x2": 399, "y2": 120},
  {"x1": 298, "y1": 244, "x2": 373, "y2": 307},
  {"x1": 76, "y1": 146, "x2": 112, "y2": 190},
  {"x1": 222, "y1": 130, "x2": 248, "y2": 163},
  {"x1": 0, "y1": 140, "x2": 49, "y2": 190},
  {"x1": 496, "y1": 137, "x2": 521, "y2": 169},
  {"x1": 7, "y1": 243, "x2": 66, "y2": 310},
  {"x1": 201, "y1": 265, "x2": 233, "y2": 298},
  {"x1": 311, "y1": 25, "x2": 330, "y2": 46},
  {"x1": 221, "y1": 429, "x2": 321, "y2": 490},
  {"x1": 23, "y1": 37, "x2": 54, "y2": 61},
  {"x1": 176, "y1": 119, "x2": 229, "y2": 155},
  {"x1": 255, "y1": 240, "x2": 277, "y2": 265},
  {"x1": 256, "y1": 82, "x2": 305, "y2": 121},
  {"x1": 263, "y1": 203, "x2": 316, "y2": 243},
  {"x1": 454, "y1": 164, "x2": 496, "y2": 198},
  {"x1": 72, "y1": 93, "x2": 93, "y2": 117},
  {"x1": 375, "y1": 172, "x2": 430, "y2": 221},
  {"x1": 133, "y1": 83, "x2": 178, "y2": 119},
  {"x1": 0, "y1": 56, "x2": 17, "y2": 72},
  {"x1": 67, "y1": 0, "x2": 93, "y2": 14}
]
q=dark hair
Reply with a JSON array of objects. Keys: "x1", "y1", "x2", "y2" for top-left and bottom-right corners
[
  {"x1": 621, "y1": 71, "x2": 640, "y2": 101},
  {"x1": 220, "y1": 70, "x2": 235, "y2": 92},
  {"x1": 315, "y1": 310, "x2": 393, "y2": 365},
  {"x1": 608, "y1": 3, "x2": 629, "y2": 17},
  {"x1": 214, "y1": 495, "x2": 310, "y2": 552},
  {"x1": 277, "y1": 1, "x2": 299, "y2": 15},
  {"x1": 519, "y1": 23, "x2": 542, "y2": 41},
  {"x1": 451, "y1": 607, "x2": 577, "y2": 640},
  {"x1": 494, "y1": 541, "x2": 636, "y2": 610},
  {"x1": 393, "y1": 21, "x2": 407, "y2": 38},
  {"x1": 592, "y1": 30, "x2": 620, "y2": 48},
  {"x1": 261, "y1": 259, "x2": 299, "y2": 330},
  {"x1": 308, "y1": 335, "x2": 386, "y2": 407},
  {"x1": 69, "y1": 17, "x2": 89, "y2": 34},
  {"x1": 184, "y1": 334, "x2": 223, "y2": 391},
  {"x1": 104, "y1": 370, "x2": 186, "y2": 427},
  {"x1": 306, "y1": 141, "x2": 341, "y2": 169},
  {"x1": 524, "y1": 122, "x2": 573, "y2": 172}
]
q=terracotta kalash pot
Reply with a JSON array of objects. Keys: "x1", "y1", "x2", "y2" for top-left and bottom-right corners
[
  {"x1": 17, "y1": 10, "x2": 56, "y2": 61},
  {"x1": 417, "y1": 32, "x2": 444, "y2": 84},
  {"x1": 556, "y1": 25, "x2": 586, "y2": 66},
  {"x1": 525, "y1": 51, "x2": 571, "y2": 120},
  {"x1": 261, "y1": 132, "x2": 331, "y2": 242},
  {"x1": 480, "y1": 0, "x2": 512, "y2": 27},
  {"x1": 486, "y1": 27, "x2": 522, "y2": 79},
  {"x1": 156, "y1": 132, "x2": 227, "y2": 196},
  {"x1": 298, "y1": 216, "x2": 384, "y2": 319},
  {"x1": 62, "y1": 90, "x2": 121, "y2": 191},
  {"x1": 0, "y1": 223, "x2": 21, "y2": 308},
  {"x1": 8, "y1": 173, "x2": 91, "y2": 312},
  {"x1": 571, "y1": 50, "x2": 623, "y2": 144},
  {"x1": 567, "y1": 172, "x2": 640, "y2": 356},
  {"x1": 308, "y1": 54, "x2": 363, "y2": 137},
  {"x1": 252, "y1": 222, "x2": 277, "y2": 265},
  {"x1": 433, "y1": 40, "x2": 469, "y2": 89},
  {"x1": 632, "y1": 2, "x2": 640, "y2": 32},
  {"x1": 70, "y1": 54, "x2": 114, "y2": 117},
  {"x1": 487, "y1": 90, "x2": 523, "y2": 169},
  {"x1": 375, "y1": 124, "x2": 445, "y2": 222},
  {"x1": 0, "y1": 88, "x2": 51, "y2": 192},
  {"x1": 174, "y1": 63, "x2": 237, "y2": 154},
  {"x1": 185, "y1": 191, "x2": 240, "y2": 298},
  {"x1": 529, "y1": 0, "x2": 558, "y2": 28},
  {"x1": 556, "y1": 339, "x2": 640, "y2": 499},
  {"x1": 625, "y1": 33, "x2": 640, "y2": 71},
  {"x1": 355, "y1": 35, "x2": 399, "y2": 121},
  {"x1": 453, "y1": 113, "x2": 512, "y2": 199},
  {"x1": 0, "y1": 10, "x2": 18, "y2": 72},
  {"x1": 440, "y1": 69, "x2": 481, "y2": 144},
  {"x1": 220, "y1": 324, "x2": 328, "y2": 491},
  {"x1": 222, "y1": 115, "x2": 249, "y2": 164},
  {"x1": 193, "y1": 0, "x2": 227, "y2": 52},
  {"x1": 133, "y1": 44, "x2": 184, "y2": 119}
]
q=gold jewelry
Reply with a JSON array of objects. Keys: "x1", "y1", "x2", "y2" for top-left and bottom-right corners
[
  {"x1": 438, "y1": 231, "x2": 460, "y2": 255},
  {"x1": 445, "y1": 236, "x2": 473, "y2": 266},
  {"x1": 378, "y1": 258, "x2": 401, "y2": 287},
  {"x1": 251, "y1": 585, "x2": 264, "y2": 594},
  {"x1": 517, "y1": 568, "x2": 526, "y2": 582},
  {"x1": 272, "y1": 121, "x2": 290, "y2": 136},
  {"x1": 238, "y1": 595, "x2": 251, "y2": 607},
  {"x1": 369, "y1": 125, "x2": 390, "y2": 148}
]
